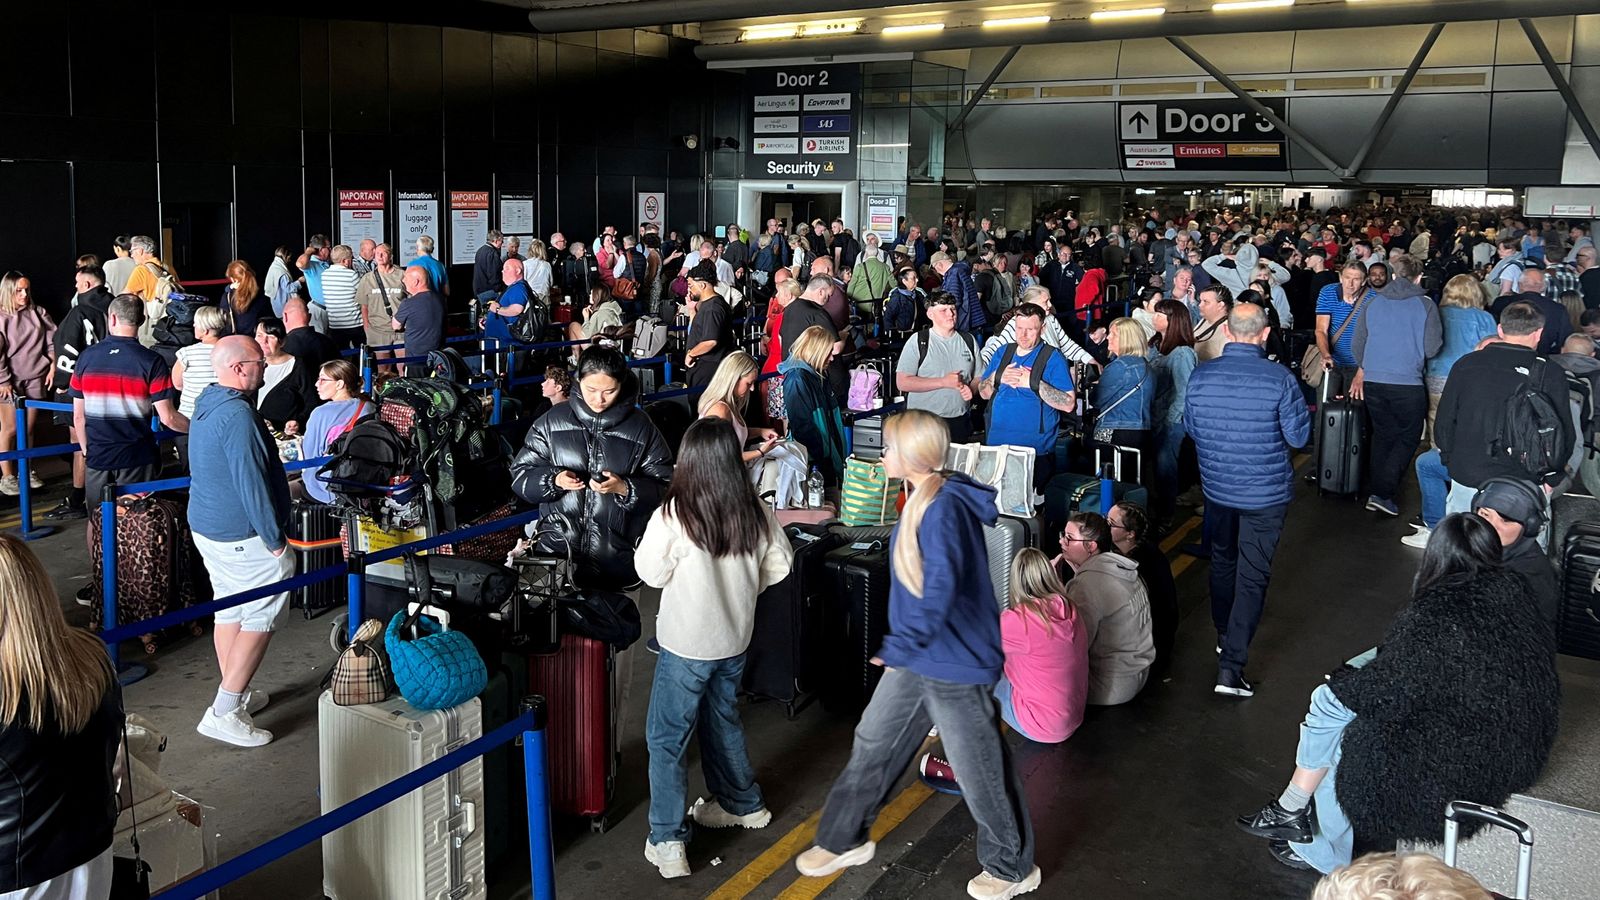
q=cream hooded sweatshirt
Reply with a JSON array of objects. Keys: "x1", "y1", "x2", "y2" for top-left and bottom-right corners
[{"x1": 1066, "y1": 551, "x2": 1156, "y2": 706}]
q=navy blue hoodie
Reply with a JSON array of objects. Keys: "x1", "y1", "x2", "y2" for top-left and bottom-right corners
[{"x1": 877, "y1": 472, "x2": 1003, "y2": 685}]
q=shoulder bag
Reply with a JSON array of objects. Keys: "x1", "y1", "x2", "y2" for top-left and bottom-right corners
[{"x1": 1300, "y1": 291, "x2": 1369, "y2": 388}]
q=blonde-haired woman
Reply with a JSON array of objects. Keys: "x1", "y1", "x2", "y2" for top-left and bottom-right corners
[
  {"x1": 778, "y1": 326, "x2": 846, "y2": 485},
  {"x1": 698, "y1": 352, "x2": 780, "y2": 464},
  {"x1": 1424, "y1": 274, "x2": 1498, "y2": 443},
  {"x1": 524, "y1": 238, "x2": 554, "y2": 299},
  {"x1": 0, "y1": 534, "x2": 122, "y2": 896},
  {"x1": 172, "y1": 305, "x2": 228, "y2": 468},
  {"x1": 0, "y1": 272, "x2": 56, "y2": 495},
  {"x1": 1092, "y1": 317, "x2": 1154, "y2": 477},
  {"x1": 795, "y1": 410, "x2": 1040, "y2": 898}
]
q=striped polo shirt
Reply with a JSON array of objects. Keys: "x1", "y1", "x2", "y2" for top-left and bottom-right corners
[
  {"x1": 69, "y1": 336, "x2": 176, "y2": 470},
  {"x1": 320, "y1": 264, "x2": 363, "y2": 329}
]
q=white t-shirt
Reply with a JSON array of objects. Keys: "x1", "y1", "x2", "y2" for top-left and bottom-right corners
[
  {"x1": 175, "y1": 341, "x2": 218, "y2": 417},
  {"x1": 320, "y1": 265, "x2": 362, "y2": 329},
  {"x1": 260, "y1": 358, "x2": 294, "y2": 407}
]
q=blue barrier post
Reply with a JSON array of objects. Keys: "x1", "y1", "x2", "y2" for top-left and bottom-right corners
[
  {"x1": 522, "y1": 695, "x2": 557, "y2": 900},
  {"x1": 14, "y1": 399, "x2": 52, "y2": 540},
  {"x1": 663, "y1": 359, "x2": 674, "y2": 384},
  {"x1": 100, "y1": 486, "x2": 118, "y2": 669},
  {"x1": 359, "y1": 346, "x2": 373, "y2": 396},
  {"x1": 1099, "y1": 463, "x2": 1114, "y2": 517},
  {"x1": 346, "y1": 551, "x2": 366, "y2": 644}
]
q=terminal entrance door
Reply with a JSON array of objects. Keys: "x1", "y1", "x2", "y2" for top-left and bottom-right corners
[{"x1": 760, "y1": 192, "x2": 841, "y2": 232}]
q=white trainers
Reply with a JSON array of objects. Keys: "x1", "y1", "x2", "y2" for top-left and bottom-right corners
[
  {"x1": 243, "y1": 690, "x2": 270, "y2": 715},
  {"x1": 690, "y1": 797, "x2": 772, "y2": 829},
  {"x1": 1400, "y1": 528, "x2": 1430, "y2": 549},
  {"x1": 967, "y1": 866, "x2": 1042, "y2": 900},
  {"x1": 0, "y1": 475, "x2": 17, "y2": 497},
  {"x1": 27, "y1": 470, "x2": 42, "y2": 490},
  {"x1": 197, "y1": 707, "x2": 273, "y2": 747},
  {"x1": 795, "y1": 841, "x2": 876, "y2": 877},
  {"x1": 644, "y1": 839, "x2": 690, "y2": 878}
]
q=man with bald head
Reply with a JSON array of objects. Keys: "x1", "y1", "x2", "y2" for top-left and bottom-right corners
[
  {"x1": 392, "y1": 265, "x2": 446, "y2": 375},
  {"x1": 188, "y1": 334, "x2": 295, "y2": 748},
  {"x1": 281, "y1": 296, "x2": 340, "y2": 373},
  {"x1": 483, "y1": 257, "x2": 533, "y2": 377},
  {"x1": 353, "y1": 239, "x2": 377, "y2": 277}
]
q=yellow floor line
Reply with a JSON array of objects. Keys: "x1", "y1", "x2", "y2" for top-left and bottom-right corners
[
  {"x1": 704, "y1": 809, "x2": 824, "y2": 900},
  {"x1": 1171, "y1": 554, "x2": 1198, "y2": 579},
  {"x1": 773, "y1": 781, "x2": 936, "y2": 900},
  {"x1": 1159, "y1": 516, "x2": 1200, "y2": 554}
]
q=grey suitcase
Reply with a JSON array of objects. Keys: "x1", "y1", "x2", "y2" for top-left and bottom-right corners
[
  {"x1": 1444, "y1": 800, "x2": 1534, "y2": 900},
  {"x1": 984, "y1": 514, "x2": 1043, "y2": 610}
]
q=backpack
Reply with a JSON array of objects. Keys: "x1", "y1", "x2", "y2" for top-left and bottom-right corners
[
  {"x1": 511, "y1": 292, "x2": 551, "y2": 343},
  {"x1": 1494, "y1": 357, "x2": 1565, "y2": 482},
  {"x1": 847, "y1": 365, "x2": 883, "y2": 412},
  {"x1": 428, "y1": 347, "x2": 472, "y2": 385},
  {"x1": 320, "y1": 418, "x2": 415, "y2": 502},
  {"x1": 143, "y1": 261, "x2": 181, "y2": 303},
  {"x1": 633, "y1": 316, "x2": 668, "y2": 359},
  {"x1": 883, "y1": 289, "x2": 922, "y2": 332},
  {"x1": 985, "y1": 343, "x2": 1058, "y2": 432},
  {"x1": 915, "y1": 327, "x2": 978, "y2": 373},
  {"x1": 376, "y1": 378, "x2": 505, "y2": 510}
]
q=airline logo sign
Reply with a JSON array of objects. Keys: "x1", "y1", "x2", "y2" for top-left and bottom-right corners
[
  {"x1": 1117, "y1": 99, "x2": 1288, "y2": 171},
  {"x1": 753, "y1": 95, "x2": 800, "y2": 113},
  {"x1": 746, "y1": 64, "x2": 859, "y2": 181},
  {"x1": 754, "y1": 116, "x2": 798, "y2": 133},
  {"x1": 804, "y1": 137, "x2": 849, "y2": 155},
  {"x1": 754, "y1": 137, "x2": 800, "y2": 155}
]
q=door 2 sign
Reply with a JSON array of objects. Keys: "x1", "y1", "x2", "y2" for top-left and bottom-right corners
[{"x1": 1118, "y1": 98, "x2": 1289, "y2": 171}]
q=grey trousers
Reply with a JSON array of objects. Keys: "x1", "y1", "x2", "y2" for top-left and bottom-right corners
[{"x1": 815, "y1": 667, "x2": 1035, "y2": 882}]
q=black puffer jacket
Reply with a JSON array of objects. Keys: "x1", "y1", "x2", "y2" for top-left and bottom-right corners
[
  {"x1": 511, "y1": 374, "x2": 673, "y2": 589},
  {"x1": 1331, "y1": 570, "x2": 1559, "y2": 846},
  {"x1": 0, "y1": 684, "x2": 122, "y2": 891}
]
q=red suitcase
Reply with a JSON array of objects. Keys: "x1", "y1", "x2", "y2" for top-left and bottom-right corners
[{"x1": 527, "y1": 633, "x2": 617, "y2": 830}]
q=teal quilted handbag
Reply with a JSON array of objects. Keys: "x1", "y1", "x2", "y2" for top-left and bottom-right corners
[{"x1": 385, "y1": 609, "x2": 486, "y2": 711}]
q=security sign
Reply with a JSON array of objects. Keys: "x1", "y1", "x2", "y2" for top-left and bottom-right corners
[{"x1": 746, "y1": 64, "x2": 859, "y2": 181}]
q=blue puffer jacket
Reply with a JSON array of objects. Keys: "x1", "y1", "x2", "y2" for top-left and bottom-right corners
[
  {"x1": 1183, "y1": 343, "x2": 1310, "y2": 509},
  {"x1": 942, "y1": 262, "x2": 986, "y2": 332},
  {"x1": 1093, "y1": 355, "x2": 1154, "y2": 430}
]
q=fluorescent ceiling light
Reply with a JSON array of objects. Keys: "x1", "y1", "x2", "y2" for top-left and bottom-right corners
[
  {"x1": 882, "y1": 22, "x2": 946, "y2": 35},
  {"x1": 741, "y1": 24, "x2": 798, "y2": 40},
  {"x1": 859, "y1": 142, "x2": 912, "y2": 148},
  {"x1": 1090, "y1": 6, "x2": 1165, "y2": 19},
  {"x1": 983, "y1": 15, "x2": 1052, "y2": 27},
  {"x1": 1213, "y1": 0, "x2": 1294, "y2": 10}
]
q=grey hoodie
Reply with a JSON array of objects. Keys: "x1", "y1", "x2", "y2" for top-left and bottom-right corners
[
  {"x1": 1065, "y1": 552, "x2": 1155, "y2": 706},
  {"x1": 1351, "y1": 277, "x2": 1443, "y2": 387}
]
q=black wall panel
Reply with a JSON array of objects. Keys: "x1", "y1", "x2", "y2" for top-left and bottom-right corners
[{"x1": 0, "y1": 11, "x2": 711, "y2": 289}]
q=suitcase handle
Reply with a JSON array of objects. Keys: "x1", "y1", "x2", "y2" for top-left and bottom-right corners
[{"x1": 1443, "y1": 801, "x2": 1533, "y2": 900}]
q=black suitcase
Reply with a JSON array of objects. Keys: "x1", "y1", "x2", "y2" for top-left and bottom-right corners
[
  {"x1": 743, "y1": 523, "x2": 848, "y2": 716},
  {"x1": 644, "y1": 396, "x2": 693, "y2": 461},
  {"x1": 851, "y1": 417, "x2": 884, "y2": 461},
  {"x1": 822, "y1": 539, "x2": 892, "y2": 712},
  {"x1": 1317, "y1": 379, "x2": 1366, "y2": 496},
  {"x1": 291, "y1": 500, "x2": 344, "y2": 618},
  {"x1": 1558, "y1": 522, "x2": 1600, "y2": 660}
]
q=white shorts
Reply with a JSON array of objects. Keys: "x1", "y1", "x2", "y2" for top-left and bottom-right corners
[{"x1": 193, "y1": 532, "x2": 295, "y2": 632}]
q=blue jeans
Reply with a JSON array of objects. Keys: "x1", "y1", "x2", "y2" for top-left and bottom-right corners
[
  {"x1": 992, "y1": 676, "x2": 1040, "y2": 742},
  {"x1": 1415, "y1": 449, "x2": 1449, "y2": 528},
  {"x1": 1154, "y1": 423, "x2": 1186, "y2": 518},
  {"x1": 645, "y1": 650, "x2": 764, "y2": 844},
  {"x1": 1294, "y1": 684, "x2": 1359, "y2": 874}
]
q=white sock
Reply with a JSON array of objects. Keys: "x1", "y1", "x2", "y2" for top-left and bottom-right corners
[{"x1": 213, "y1": 688, "x2": 243, "y2": 717}]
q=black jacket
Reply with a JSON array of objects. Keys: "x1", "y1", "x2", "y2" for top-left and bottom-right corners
[
  {"x1": 283, "y1": 326, "x2": 342, "y2": 371},
  {"x1": 257, "y1": 356, "x2": 318, "y2": 432},
  {"x1": 0, "y1": 684, "x2": 122, "y2": 891},
  {"x1": 1503, "y1": 537, "x2": 1560, "y2": 625},
  {"x1": 473, "y1": 243, "x2": 504, "y2": 297},
  {"x1": 52, "y1": 286, "x2": 114, "y2": 392},
  {"x1": 510, "y1": 374, "x2": 673, "y2": 589},
  {"x1": 1330, "y1": 570, "x2": 1559, "y2": 847},
  {"x1": 563, "y1": 256, "x2": 601, "y2": 300},
  {"x1": 1435, "y1": 342, "x2": 1576, "y2": 490}
]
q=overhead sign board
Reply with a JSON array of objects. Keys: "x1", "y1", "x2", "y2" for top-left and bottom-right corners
[
  {"x1": 745, "y1": 65, "x2": 859, "y2": 181},
  {"x1": 1117, "y1": 99, "x2": 1288, "y2": 171}
]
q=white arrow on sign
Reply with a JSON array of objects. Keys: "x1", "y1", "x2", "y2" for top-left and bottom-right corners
[{"x1": 1121, "y1": 104, "x2": 1157, "y2": 141}]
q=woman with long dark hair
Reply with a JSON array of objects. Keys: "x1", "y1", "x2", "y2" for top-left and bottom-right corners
[
  {"x1": 1236, "y1": 513, "x2": 1559, "y2": 875},
  {"x1": 1150, "y1": 298, "x2": 1198, "y2": 527},
  {"x1": 796, "y1": 410, "x2": 1039, "y2": 898},
  {"x1": 511, "y1": 346, "x2": 674, "y2": 588},
  {"x1": 634, "y1": 418, "x2": 792, "y2": 879}
]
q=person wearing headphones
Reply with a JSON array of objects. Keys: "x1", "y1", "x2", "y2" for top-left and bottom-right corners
[{"x1": 1470, "y1": 477, "x2": 1559, "y2": 626}]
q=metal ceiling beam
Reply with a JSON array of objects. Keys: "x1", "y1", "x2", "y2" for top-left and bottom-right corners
[
  {"x1": 1166, "y1": 36, "x2": 1350, "y2": 181},
  {"x1": 948, "y1": 46, "x2": 1019, "y2": 134},
  {"x1": 695, "y1": 0, "x2": 1600, "y2": 61},
  {"x1": 1344, "y1": 22, "x2": 1444, "y2": 178},
  {"x1": 1519, "y1": 17, "x2": 1600, "y2": 167},
  {"x1": 523, "y1": 0, "x2": 936, "y2": 33}
]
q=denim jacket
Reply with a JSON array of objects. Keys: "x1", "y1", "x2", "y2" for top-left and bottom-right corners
[{"x1": 1094, "y1": 355, "x2": 1154, "y2": 430}]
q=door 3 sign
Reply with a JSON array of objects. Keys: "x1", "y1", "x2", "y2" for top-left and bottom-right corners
[{"x1": 1118, "y1": 98, "x2": 1288, "y2": 171}]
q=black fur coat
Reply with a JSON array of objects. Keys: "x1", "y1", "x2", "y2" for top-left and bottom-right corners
[{"x1": 1330, "y1": 570, "x2": 1561, "y2": 845}]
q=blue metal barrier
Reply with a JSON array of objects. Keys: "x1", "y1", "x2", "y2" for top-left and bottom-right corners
[{"x1": 151, "y1": 702, "x2": 556, "y2": 900}]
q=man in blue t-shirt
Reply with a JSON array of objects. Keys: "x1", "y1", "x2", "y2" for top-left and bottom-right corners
[
  {"x1": 1314, "y1": 259, "x2": 1375, "y2": 399},
  {"x1": 978, "y1": 303, "x2": 1076, "y2": 487},
  {"x1": 483, "y1": 257, "x2": 533, "y2": 378},
  {"x1": 405, "y1": 235, "x2": 450, "y2": 296}
]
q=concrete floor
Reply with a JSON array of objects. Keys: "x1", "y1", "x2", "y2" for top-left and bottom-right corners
[{"x1": 12, "y1": 458, "x2": 1591, "y2": 899}]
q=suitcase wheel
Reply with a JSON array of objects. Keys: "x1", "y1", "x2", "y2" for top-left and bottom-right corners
[
  {"x1": 328, "y1": 614, "x2": 349, "y2": 653},
  {"x1": 589, "y1": 815, "x2": 610, "y2": 834}
]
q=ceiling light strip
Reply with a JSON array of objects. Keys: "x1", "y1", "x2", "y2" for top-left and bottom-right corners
[
  {"x1": 982, "y1": 15, "x2": 1053, "y2": 27},
  {"x1": 1213, "y1": 0, "x2": 1295, "y2": 10},
  {"x1": 881, "y1": 22, "x2": 946, "y2": 35},
  {"x1": 1090, "y1": 6, "x2": 1166, "y2": 19}
]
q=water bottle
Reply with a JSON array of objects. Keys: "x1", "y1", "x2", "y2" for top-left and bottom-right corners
[{"x1": 806, "y1": 466, "x2": 825, "y2": 509}]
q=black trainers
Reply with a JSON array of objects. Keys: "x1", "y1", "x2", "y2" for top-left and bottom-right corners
[
  {"x1": 44, "y1": 499, "x2": 87, "y2": 521},
  {"x1": 1267, "y1": 839, "x2": 1314, "y2": 871},
  {"x1": 1235, "y1": 799, "x2": 1313, "y2": 843},
  {"x1": 1214, "y1": 669, "x2": 1254, "y2": 698}
]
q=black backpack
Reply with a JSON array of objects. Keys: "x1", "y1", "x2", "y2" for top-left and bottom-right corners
[
  {"x1": 320, "y1": 418, "x2": 414, "y2": 498},
  {"x1": 1495, "y1": 357, "x2": 1565, "y2": 482},
  {"x1": 511, "y1": 292, "x2": 551, "y2": 343},
  {"x1": 428, "y1": 347, "x2": 472, "y2": 385}
]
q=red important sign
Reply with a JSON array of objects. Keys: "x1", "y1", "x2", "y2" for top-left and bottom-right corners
[
  {"x1": 450, "y1": 191, "x2": 490, "y2": 208},
  {"x1": 338, "y1": 189, "x2": 385, "y2": 209}
]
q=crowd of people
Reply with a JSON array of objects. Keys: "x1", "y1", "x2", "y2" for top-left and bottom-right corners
[{"x1": 0, "y1": 198, "x2": 1578, "y2": 899}]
